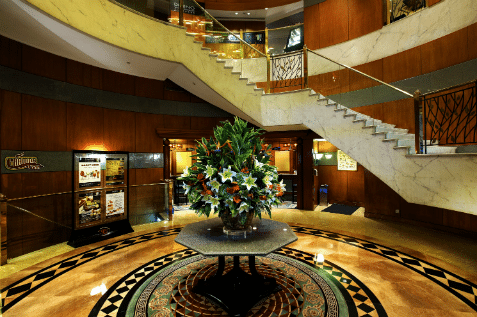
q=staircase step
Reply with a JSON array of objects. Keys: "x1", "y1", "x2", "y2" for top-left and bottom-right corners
[
  {"x1": 201, "y1": 47, "x2": 211, "y2": 51},
  {"x1": 246, "y1": 82, "x2": 257, "y2": 86},
  {"x1": 185, "y1": 33, "x2": 196, "y2": 37},
  {"x1": 209, "y1": 53, "x2": 219, "y2": 57},
  {"x1": 386, "y1": 132, "x2": 414, "y2": 140},
  {"x1": 193, "y1": 40, "x2": 203, "y2": 44}
]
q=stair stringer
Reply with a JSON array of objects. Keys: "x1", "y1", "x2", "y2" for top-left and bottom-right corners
[{"x1": 262, "y1": 89, "x2": 477, "y2": 215}]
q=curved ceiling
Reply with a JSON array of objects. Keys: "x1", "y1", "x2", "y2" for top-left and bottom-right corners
[{"x1": 203, "y1": 0, "x2": 301, "y2": 11}]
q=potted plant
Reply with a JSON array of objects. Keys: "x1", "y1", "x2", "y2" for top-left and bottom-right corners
[{"x1": 178, "y1": 117, "x2": 285, "y2": 232}]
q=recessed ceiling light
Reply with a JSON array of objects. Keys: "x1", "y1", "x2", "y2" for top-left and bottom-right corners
[
  {"x1": 235, "y1": 12, "x2": 238, "y2": 15},
  {"x1": 265, "y1": 8, "x2": 268, "y2": 10},
  {"x1": 247, "y1": 12, "x2": 250, "y2": 15}
]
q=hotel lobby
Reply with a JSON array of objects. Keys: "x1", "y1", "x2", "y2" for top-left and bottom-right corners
[{"x1": 1, "y1": 0, "x2": 477, "y2": 316}]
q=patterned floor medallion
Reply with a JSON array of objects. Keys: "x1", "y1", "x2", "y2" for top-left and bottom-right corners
[{"x1": 132, "y1": 254, "x2": 341, "y2": 317}]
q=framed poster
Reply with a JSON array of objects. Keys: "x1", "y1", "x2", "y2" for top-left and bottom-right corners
[
  {"x1": 106, "y1": 158, "x2": 125, "y2": 186},
  {"x1": 337, "y1": 150, "x2": 357, "y2": 171},
  {"x1": 106, "y1": 189, "x2": 126, "y2": 219},
  {"x1": 77, "y1": 191, "x2": 102, "y2": 225},
  {"x1": 78, "y1": 158, "x2": 101, "y2": 188}
]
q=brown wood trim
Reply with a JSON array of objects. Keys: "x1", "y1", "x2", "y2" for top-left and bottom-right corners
[
  {"x1": 156, "y1": 128, "x2": 214, "y2": 139},
  {"x1": 364, "y1": 211, "x2": 477, "y2": 240}
]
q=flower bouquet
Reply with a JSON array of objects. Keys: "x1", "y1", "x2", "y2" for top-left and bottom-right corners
[{"x1": 178, "y1": 117, "x2": 285, "y2": 231}]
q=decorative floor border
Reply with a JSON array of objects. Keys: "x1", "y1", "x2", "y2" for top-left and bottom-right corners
[{"x1": 1, "y1": 224, "x2": 476, "y2": 314}]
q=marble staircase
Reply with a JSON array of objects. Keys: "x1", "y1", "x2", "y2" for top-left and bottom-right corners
[{"x1": 6, "y1": 0, "x2": 476, "y2": 215}]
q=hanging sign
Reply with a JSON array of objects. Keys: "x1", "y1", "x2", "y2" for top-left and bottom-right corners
[{"x1": 4, "y1": 153, "x2": 44, "y2": 170}]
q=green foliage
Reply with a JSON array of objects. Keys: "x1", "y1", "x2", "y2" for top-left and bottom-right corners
[{"x1": 178, "y1": 117, "x2": 284, "y2": 219}]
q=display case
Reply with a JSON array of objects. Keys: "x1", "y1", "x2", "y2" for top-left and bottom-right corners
[{"x1": 68, "y1": 150, "x2": 133, "y2": 247}]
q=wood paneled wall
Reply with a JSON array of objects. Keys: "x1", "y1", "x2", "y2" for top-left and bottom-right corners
[
  {"x1": 364, "y1": 167, "x2": 477, "y2": 236},
  {"x1": 304, "y1": 0, "x2": 384, "y2": 50},
  {"x1": 317, "y1": 166, "x2": 365, "y2": 206},
  {"x1": 0, "y1": 35, "x2": 205, "y2": 103}
]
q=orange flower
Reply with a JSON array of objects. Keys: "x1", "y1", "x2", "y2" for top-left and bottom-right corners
[
  {"x1": 241, "y1": 167, "x2": 249, "y2": 174},
  {"x1": 206, "y1": 190, "x2": 213, "y2": 196},
  {"x1": 233, "y1": 195, "x2": 241, "y2": 204},
  {"x1": 247, "y1": 193, "x2": 253, "y2": 199},
  {"x1": 268, "y1": 185, "x2": 273, "y2": 189},
  {"x1": 226, "y1": 185, "x2": 240, "y2": 194},
  {"x1": 276, "y1": 191, "x2": 284, "y2": 197},
  {"x1": 197, "y1": 173, "x2": 205, "y2": 181},
  {"x1": 259, "y1": 195, "x2": 267, "y2": 200},
  {"x1": 201, "y1": 182, "x2": 207, "y2": 190}
]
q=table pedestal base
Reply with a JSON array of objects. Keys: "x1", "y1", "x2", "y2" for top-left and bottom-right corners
[{"x1": 193, "y1": 255, "x2": 281, "y2": 317}]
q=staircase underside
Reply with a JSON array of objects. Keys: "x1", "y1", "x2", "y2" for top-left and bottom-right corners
[{"x1": 2, "y1": 0, "x2": 477, "y2": 215}]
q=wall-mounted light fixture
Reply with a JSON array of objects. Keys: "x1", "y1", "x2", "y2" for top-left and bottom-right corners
[
  {"x1": 313, "y1": 151, "x2": 323, "y2": 165},
  {"x1": 325, "y1": 154, "x2": 332, "y2": 159}
]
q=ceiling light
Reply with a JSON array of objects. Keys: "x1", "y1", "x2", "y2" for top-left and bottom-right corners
[
  {"x1": 265, "y1": 8, "x2": 268, "y2": 10},
  {"x1": 247, "y1": 12, "x2": 250, "y2": 15},
  {"x1": 235, "y1": 12, "x2": 238, "y2": 15},
  {"x1": 325, "y1": 154, "x2": 332, "y2": 159}
]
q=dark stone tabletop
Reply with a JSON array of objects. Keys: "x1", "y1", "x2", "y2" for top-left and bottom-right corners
[{"x1": 174, "y1": 217, "x2": 298, "y2": 256}]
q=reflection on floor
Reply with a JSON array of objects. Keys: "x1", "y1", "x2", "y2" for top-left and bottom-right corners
[{"x1": 1, "y1": 208, "x2": 477, "y2": 316}]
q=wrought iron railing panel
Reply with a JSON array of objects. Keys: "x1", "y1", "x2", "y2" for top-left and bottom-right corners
[
  {"x1": 422, "y1": 83, "x2": 477, "y2": 153},
  {"x1": 391, "y1": 0, "x2": 426, "y2": 23},
  {"x1": 271, "y1": 51, "x2": 304, "y2": 91}
]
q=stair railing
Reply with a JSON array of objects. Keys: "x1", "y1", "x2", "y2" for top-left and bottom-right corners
[
  {"x1": 183, "y1": 0, "x2": 266, "y2": 59},
  {"x1": 306, "y1": 49, "x2": 424, "y2": 153},
  {"x1": 419, "y1": 80, "x2": 477, "y2": 154}
]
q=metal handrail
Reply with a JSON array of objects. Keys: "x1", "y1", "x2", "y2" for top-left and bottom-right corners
[
  {"x1": 189, "y1": 0, "x2": 266, "y2": 58},
  {"x1": 307, "y1": 49, "x2": 414, "y2": 98}
]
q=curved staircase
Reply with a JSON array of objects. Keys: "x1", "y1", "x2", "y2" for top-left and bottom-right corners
[{"x1": 2, "y1": 0, "x2": 477, "y2": 214}]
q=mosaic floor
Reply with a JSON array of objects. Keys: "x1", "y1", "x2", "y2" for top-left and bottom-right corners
[{"x1": 1, "y1": 208, "x2": 477, "y2": 316}]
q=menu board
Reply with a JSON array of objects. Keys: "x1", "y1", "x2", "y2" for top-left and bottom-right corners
[
  {"x1": 79, "y1": 158, "x2": 101, "y2": 188},
  {"x1": 78, "y1": 191, "x2": 102, "y2": 224},
  {"x1": 106, "y1": 189, "x2": 125, "y2": 218},
  {"x1": 106, "y1": 158, "x2": 125, "y2": 186}
]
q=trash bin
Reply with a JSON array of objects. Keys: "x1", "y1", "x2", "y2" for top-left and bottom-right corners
[{"x1": 319, "y1": 184, "x2": 328, "y2": 206}]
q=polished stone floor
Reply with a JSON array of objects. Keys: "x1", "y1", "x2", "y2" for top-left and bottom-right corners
[{"x1": 1, "y1": 207, "x2": 477, "y2": 316}]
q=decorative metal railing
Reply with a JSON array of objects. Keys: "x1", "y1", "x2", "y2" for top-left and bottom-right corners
[
  {"x1": 421, "y1": 81, "x2": 477, "y2": 153},
  {"x1": 270, "y1": 49, "x2": 306, "y2": 92},
  {"x1": 390, "y1": 0, "x2": 426, "y2": 23}
]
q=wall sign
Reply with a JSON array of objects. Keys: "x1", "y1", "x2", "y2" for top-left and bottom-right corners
[
  {"x1": 5, "y1": 153, "x2": 44, "y2": 170},
  {"x1": 337, "y1": 150, "x2": 357, "y2": 171}
]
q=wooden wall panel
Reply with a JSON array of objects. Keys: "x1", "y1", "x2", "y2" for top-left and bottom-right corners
[
  {"x1": 103, "y1": 108, "x2": 136, "y2": 152},
  {"x1": 163, "y1": 115, "x2": 191, "y2": 130},
  {"x1": 364, "y1": 168, "x2": 401, "y2": 216},
  {"x1": 129, "y1": 169, "x2": 137, "y2": 186},
  {"x1": 427, "y1": 0, "x2": 442, "y2": 6},
  {"x1": 66, "y1": 103, "x2": 104, "y2": 151},
  {"x1": 66, "y1": 60, "x2": 103, "y2": 89},
  {"x1": 22, "y1": 45, "x2": 66, "y2": 81},
  {"x1": 190, "y1": 116, "x2": 217, "y2": 130},
  {"x1": 6, "y1": 200, "x2": 23, "y2": 258},
  {"x1": 21, "y1": 172, "x2": 68, "y2": 197},
  {"x1": 319, "y1": 0, "x2": 349, "y2": 48},
  {"x1": 400, "y1": 200, "x2": 444, "y2": 226},
  {"x1": 383, "y1": 46, "x2": 422, "y2": 84},
  {"x1": 0, "y1": 35, "x2": 22, "y2": 70},
  {"x1": 349, "y1": 60, "x2": 383, "y2": 91},
  {"x1": 348, "y1": 0, "x2": 383, "y2": 41},
  {"x1": 1, "y1": 173, "x2": 22, "y2": 199},
  {"x1": 318, "y1": 165, "x2": 348, "y2": 203},
  {"x1": 135, "y1": 168, "x2": 164, "y2": 185},
  {"x1": 135, "y1": 113, "x2": 164, "y2": 153},
  {"x1": 163, "y1": 89, "x2": 191, "y2": 102},
  {"x1": 467, "y1": 23, "x2": 477, "y2": 60},
  {"x1": 245, "y1": 21, "x2": 266, "y2": 32},
  {"x1": 0, "y1": 90, "x2": 22, "y2": 150},
  {"x1": 135, "y1": 77, "x2": 164, "y2": 99},
  {"x1": 381, "y1": 98, "x2": 415, "y2": 133},
  {"x1": 21, "y1": 95, "x2": 67, "y2": 151},
  {"x1": 421, "y1": 27, "x2": 469, "y2": 74},
  {"x1": 304, "y1": 4, "x2": 320, "y2": 50},
  {"x1": 102, "y1": 69, "x2": 136, "y2": 95},
  {"x1": 347, "y1": 166, "x2": 365, "y2": 204}
]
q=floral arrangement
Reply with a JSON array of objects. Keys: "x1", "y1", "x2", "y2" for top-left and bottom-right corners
[{"x1": 178, "y1": 117, "x2": 285, "y2": 224}]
